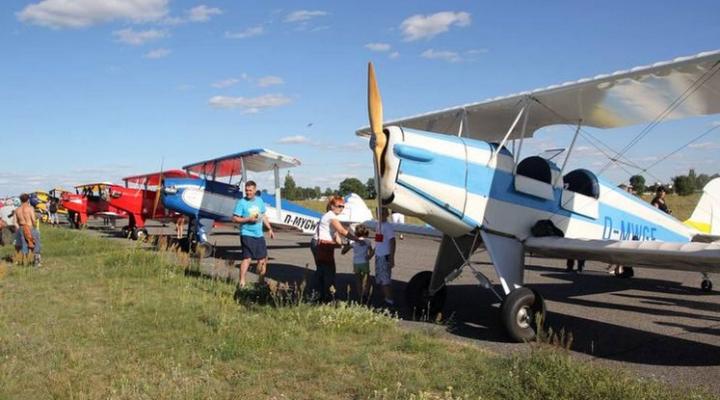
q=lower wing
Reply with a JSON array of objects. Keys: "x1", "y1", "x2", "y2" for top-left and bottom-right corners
[{"x1": 524, "y1": 237, "x2": 720, "y2": 274}]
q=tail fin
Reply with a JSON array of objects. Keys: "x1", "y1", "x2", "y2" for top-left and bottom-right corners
[{"x1": 685, "y1": 178, "x2": 720, "y2": 234}]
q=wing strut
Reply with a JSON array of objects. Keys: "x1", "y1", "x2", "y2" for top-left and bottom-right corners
[{"x1": 554, "y1": 120, "x2": 582, "y2": 186}]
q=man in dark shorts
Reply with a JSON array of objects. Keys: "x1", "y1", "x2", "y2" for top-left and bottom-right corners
[{"x1": 232, "y1": 181, "x2": 274, "y2": 288}]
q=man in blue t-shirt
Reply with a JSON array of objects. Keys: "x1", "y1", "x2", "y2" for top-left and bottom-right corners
[{"x1": 232, "y1": 180, "x2": 274, "y2": 288}]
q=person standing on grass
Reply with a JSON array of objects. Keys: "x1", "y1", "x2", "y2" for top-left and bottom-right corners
[
  {"x1": 315, "y1": 195, "x2": 356, "y2": 302},
  {"x1": 232, "y1": 181, "x2": 274, "y2": 288},
  {"x1": 341, "y1": 224, "x2": 374, "y2": 302},
  {"x1": 48, "y1": 198, "x2": 59, "y2": 225},
  {"x1": 375, "y1": 208, "x2": 397, "y2": 306},
  {"x1": 15, "y1": 194, "x2": 41, "y2": 266},
  {"x1": 651, "y1": 186, "x2": 672, "y2": 214}
]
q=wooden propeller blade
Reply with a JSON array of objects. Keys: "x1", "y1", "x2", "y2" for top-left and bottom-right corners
[{"x1": 368, "y1": 62, "x2": 386, "y2": 240}]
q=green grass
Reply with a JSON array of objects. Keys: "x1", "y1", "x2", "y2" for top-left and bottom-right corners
[
  {"x1": 640, "y1": 192, "x2": 701, "y2": 222},
  {"x1": 0, "y1": 227, "x2": 713, "y2": 399}
]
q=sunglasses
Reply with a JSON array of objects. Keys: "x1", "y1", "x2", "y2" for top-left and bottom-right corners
[{"x1": 333, "y1": 204, "x2": 345, "y2": 209}]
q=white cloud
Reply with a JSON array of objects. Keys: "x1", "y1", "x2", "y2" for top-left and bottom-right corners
[
  {"x1": 365, "y1": 42, "x2": 391, "y2": 52},
  {"x1": 257, "y1": 76, "x2": 284, "y2": 87},
  {"x1": 225, "y1": 26, "x2": 264, "y2": 39},
  {"x1": 208, "y1": 94, "x2": 292, "y2": 113},
  {"x1": 284, "y1": 10, "x2": 328, "y2": 23},
  {"x1": 144, "y1": 48, "x2": 171, "y2": 59},
  {"x1": 187, "y1": 5, "x2": 222, "y2": 22},
  {"x1": 421, "y1": 49, "x2": 461, "y2": 63},
  {"x1": 400, "y1": 11, "x2": 471, "y2": 41},
  {"x1": 211, "y1": 78, "x2": 240, "y2": 89},
  {"x1": 113, "y1": 28, "x2": 167, "y2": 45},
  {"x1": 17, "y1": 0, "x2": 168, "y2": 29},
  {"x1": 277, "y1": 135, "x2": 310, "y2": 144},
  {"x1": 389, "y1": 51, "x2": 400, "y2": 59},
  {"x1": 689, "y1": 142, "x2": 720, "y2": 150}
]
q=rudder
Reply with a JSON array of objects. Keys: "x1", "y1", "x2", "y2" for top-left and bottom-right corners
[{"x1": 685, "y1": 178, "x2": 720, "y2": 235}]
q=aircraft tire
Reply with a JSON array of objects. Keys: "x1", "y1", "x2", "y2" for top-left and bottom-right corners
[
  {"x1": 121, "y1": 226, "x2": 130, "y2": 238},
  {"x1": 617, "y1": 267, "x2": 634, "y2": 279},
  {"x1": 406, "y1": 271, "x2": 447, "y2": 320},
  {"x1": 194, "y1": 242, "x2": 214, "y2": 258},
  {"x1": 701, "y1": 279, "x2": 713, "y2": 292},
  {"x1": 131, "y1": 228, "x2": 148, "y2": 241},
  {"x1": 501, "y1": 287, "x2": 546, "y2": 342}
]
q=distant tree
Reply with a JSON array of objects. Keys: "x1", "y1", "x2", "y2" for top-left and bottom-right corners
[
  {"x1": 322, "y1": 187, "x2": 333, "y2": 197},
  {"x1": 338, "y1": 177, "x2": 367, "y2": 198},
  {"x1": 629, "y1": 175, "x2": 646, "y2": 194},
  {"x1": 688, "y1": 169, "x2": 697, "y2": 192},
  {"x1": 696, "y1": 173, "x2": 711, "y2": 191},
  {"x1": 365, "y1": 178, "x2": 376, "y2": 199},
  {"x1": 673, "y1": 175, "x2": 695, "y2": 196},
  {"x1": 283, "y1": 172, "x2": 297, "y2": 200}
]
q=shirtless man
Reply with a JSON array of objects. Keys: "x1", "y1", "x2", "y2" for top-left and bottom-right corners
[{"x1": 15, "y1": 194, "x2": 41, "y2": 266}]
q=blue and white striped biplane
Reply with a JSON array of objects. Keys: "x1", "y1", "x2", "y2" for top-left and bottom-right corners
[
  {"x1": 161, "y1": 149, "x2": 322, "y2": 255},
  {"x1": 358, "y1": 50, "x2": 720, "y2": 341}
]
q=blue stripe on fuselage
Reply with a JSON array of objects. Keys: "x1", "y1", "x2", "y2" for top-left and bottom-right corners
[{"x1": 397, "y1": 146, "x2": 688, "y2": 242}]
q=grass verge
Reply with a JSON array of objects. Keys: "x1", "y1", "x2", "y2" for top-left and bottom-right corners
[{"x1": 0, "y1": 227, "x2": 713, "y2": 399}]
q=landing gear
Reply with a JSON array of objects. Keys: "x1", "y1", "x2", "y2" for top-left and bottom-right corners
[
  {"x1": 500, "y1": 287, "x2": 546, "y2": 342},
  {"x1": 406, "y1": 271, "x2": 447, "y2": 320},
  {"x1": 616, "y1": 266, "x2": 634, "y2": 279},
  {"x1": 131, "y1": 228, "x2": 148, "y2": 241},
  {"x1": 121, "y1": 225, "x2": 130, "y2": 238},
  {"x1": 701, "y1": 273, "x2": 713, "y2": 292},
  {"x1": 194, "y1": 242, "x2": 214, "y2": 258}
]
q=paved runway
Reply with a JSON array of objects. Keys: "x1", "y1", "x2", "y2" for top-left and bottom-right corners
[{"x1": 90, "y1": 220, "x2": 719, "y2": 394}]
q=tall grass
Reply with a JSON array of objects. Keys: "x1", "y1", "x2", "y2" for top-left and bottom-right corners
[{"x1": 0, "y1": 227, "x2": 713, "y2": 399}]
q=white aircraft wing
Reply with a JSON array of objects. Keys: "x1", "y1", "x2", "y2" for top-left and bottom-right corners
[
  {"x1": 525, "y1": 237, "x2": 720, "y2": 273},
  {"x1": 357, "y1": 50, "x2": 720, "y2": 142},
  {"x1": 183, "y1": 148, "x2": 301, "y2": 178}
]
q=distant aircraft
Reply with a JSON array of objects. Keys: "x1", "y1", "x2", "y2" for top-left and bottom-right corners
[
  {"x1": 60, "y1": 183, "x2": 127, "y2": 229},
  {"x1": 106, "y1": 170, "x2": 194, "y2": 240},
  {"x1": 358, "y1": 50, "x2": 720, "y2": 341},
  {"x1": 161, "y1": 149, "x2": 324, "y2": 255}
]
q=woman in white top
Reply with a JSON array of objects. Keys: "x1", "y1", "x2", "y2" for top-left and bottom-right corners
[{"x1": 314, "y1": 195, "x2": 355, "y2": 301}]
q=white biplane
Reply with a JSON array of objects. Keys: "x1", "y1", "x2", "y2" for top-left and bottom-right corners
[{"x1": 358, "y1": 50, "x2": 720, "y2": 341}]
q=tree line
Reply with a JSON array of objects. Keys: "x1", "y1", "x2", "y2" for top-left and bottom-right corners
[
  {"x1": 281, "y1": 173, "x2": 377, "y2": 201},
  {"x1": 629, "y1": 169, "x2": 719, "y2": 196}
]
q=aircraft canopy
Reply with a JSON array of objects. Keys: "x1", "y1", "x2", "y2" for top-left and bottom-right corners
[
  {"x1": 183, "y1": 148, "x2": 301, "y2": 178},
  {"x1": 356, "y1": 50, "x2": 720, "y2": 142},
  {"x1": 123, "y1": 170, "x2": 194, "y2": 186}
]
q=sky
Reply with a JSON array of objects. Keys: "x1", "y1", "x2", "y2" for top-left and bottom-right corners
[{"x1": 1, "y1": 0, "x2": 720, "y2": 197}]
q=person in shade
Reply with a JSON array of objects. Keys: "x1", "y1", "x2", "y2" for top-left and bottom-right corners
[
  {"x1": 651, "y1": 186, "x2": 672, "y2": 214},
  {"x1": 232, "y1": 181, "x2": 274, "y2": 288},
  {"x1": 375, "y1": 208, "x2": 397, "y2": 305}
]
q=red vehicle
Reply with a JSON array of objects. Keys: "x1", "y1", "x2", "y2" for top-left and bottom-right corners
[
  {"x1": 108, "y1": 170, "x2": 193, "y2": 240},
  {"x1": 60, "y1": 183, "x2": 128, "y2": 229}
]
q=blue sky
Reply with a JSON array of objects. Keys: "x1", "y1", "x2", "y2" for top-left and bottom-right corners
[{"x1": 1, "y1": 0, "x2": 719, "y2": 196}]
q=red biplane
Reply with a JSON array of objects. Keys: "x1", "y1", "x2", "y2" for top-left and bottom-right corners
[
  {"x1": 108, "y1": 170, "x2": 194, "y2": 240},
  {"x1": 60, "y1": 183, "x2": 128, "y2": 229}
]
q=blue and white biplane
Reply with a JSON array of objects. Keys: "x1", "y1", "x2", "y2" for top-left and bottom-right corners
[
  {"x1": 161, "y1": 149, "x2": 323, "y2": 255},
  {"x1": 359, "y1": 50, "x2": 720, "y2": 341}
]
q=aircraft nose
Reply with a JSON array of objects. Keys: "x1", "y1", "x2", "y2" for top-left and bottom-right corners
[{"x1": 375, "y1": 126, "x2": 402, "y2": 204}]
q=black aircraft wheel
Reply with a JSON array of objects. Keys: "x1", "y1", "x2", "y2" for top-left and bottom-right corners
[
  {"x1": 194, "y1": 242, "x2": 214, "y2": 258},
  {"x1": 131, "y1": 228, "x2": 148, "y2": 241},
  {"x1": 616, "y1": 266, "x2": 634, "y2": 279},
  {"x1": 701, "y1": 279, "x2": 713, "y2": 293},
  {"x1": 406, "y1": 271, "x2": 447, "y2": 320},
  {"x1": 121, "y1": 226, "x2": 130, "y2": 238},
  {"x1": 500, "y1": 287, "x2": 546, "y2": 342}
]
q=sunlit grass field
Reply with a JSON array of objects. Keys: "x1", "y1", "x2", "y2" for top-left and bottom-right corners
[{"x1": 0, "y1": 227, "x2": 713, "y2": 399}]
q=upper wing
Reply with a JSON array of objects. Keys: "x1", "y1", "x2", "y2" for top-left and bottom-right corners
[
  {"x1": 183, "y1": 148, "x2": 301, "y2": 178},
  {"x1": 356, "y1": 50, "x2": 720, "y2": 142},
  {"x1": 123, "y1": 170, "x2": 194, "y2": 186},
  {"x1": 525, "y1": 237, "x2": 720, "y2": 274}
]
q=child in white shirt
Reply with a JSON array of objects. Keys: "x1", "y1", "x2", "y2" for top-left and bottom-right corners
[{"x1": 342, "y1": 224, "x2": 374, "y2": 301}]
